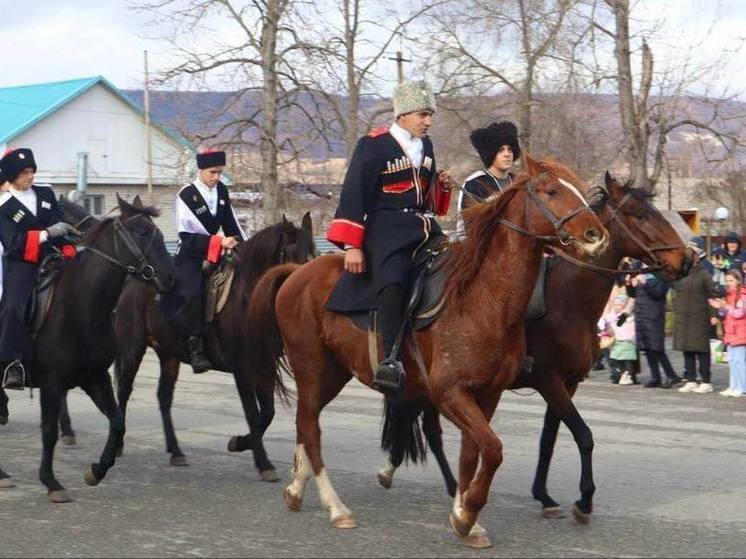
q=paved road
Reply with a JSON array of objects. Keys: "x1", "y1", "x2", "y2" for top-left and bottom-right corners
[{"x1": 1, "y1": 349, "x2": 745, "y2": 557}]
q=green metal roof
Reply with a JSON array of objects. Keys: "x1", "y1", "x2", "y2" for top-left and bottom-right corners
[{"x1": 0, "y1": 76, "x2": 193, "y2": 150}]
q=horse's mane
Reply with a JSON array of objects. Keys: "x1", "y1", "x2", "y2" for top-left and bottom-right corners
[
  {"x1": 445, "y1": 183, "x2": 523, "y2": 300},
  {"x1": 235, "y1": 223, "x2": 289, "y2": 289},
  {"x1": 446, "y1": 158, "x2": 589, "y2": 300}
]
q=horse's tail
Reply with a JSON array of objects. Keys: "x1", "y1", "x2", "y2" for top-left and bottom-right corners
[
  {"x1": 381, "y1": 399, "x2": 427, "y2": 465},
  {"x1": 245, "y1": 263, "x2": 300, "y2": 405}
]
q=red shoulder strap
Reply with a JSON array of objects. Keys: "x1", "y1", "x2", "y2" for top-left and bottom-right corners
[{"x1": 368, "y1": 125, "x2": 389, "y2": 138}]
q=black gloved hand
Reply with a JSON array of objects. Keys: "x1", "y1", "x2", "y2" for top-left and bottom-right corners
[
  {"x1": 46, "y1": 222, "x2": 80, "y2": 239},
  {"x1": 616, "y1": 312, "x2": 628, "y2": 327}
]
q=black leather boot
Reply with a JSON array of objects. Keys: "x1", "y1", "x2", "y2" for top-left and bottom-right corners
[
  {"x1": 187, "y1": 336, "x2": 212, "y2": 374},
  {"x1": 2, "y1": 361, "x2": 25, "y2": 391},
  {"x1": 373, "y1": 285, "x2": 405, "y2": 394}
]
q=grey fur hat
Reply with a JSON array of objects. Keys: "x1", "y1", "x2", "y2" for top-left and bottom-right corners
[{"x1": 393, "y1": 80, "x2": 436, "y2": 118}]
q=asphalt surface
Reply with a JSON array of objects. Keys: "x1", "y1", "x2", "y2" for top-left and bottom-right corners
[{"x1": 1, "y1": 348, "x2": 745, "y2": 558}]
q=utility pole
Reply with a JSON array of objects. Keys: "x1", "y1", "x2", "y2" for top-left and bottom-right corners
[
  {"x1": 143, "y1": 50, "x2": 153, "y2": 204},
  {"x1": 388, "y1": 51, "x2": 411, "y2": 84}
]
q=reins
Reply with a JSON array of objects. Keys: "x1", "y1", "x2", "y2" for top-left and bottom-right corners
[
  {"x1": 548, "y1": 192, "x2": 686, "y2": 276},
  {"x1": 78, "y1": 215, "x2": 160, "y2": 284}
]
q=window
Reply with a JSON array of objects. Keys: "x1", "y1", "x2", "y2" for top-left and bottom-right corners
[{"x1": 83, "y1": 194, "x2": 105, "y2": 216}]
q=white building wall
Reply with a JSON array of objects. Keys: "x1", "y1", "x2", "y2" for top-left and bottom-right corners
[{"x1": 8, "y1": 83, "x2": 192, "y2": 186}]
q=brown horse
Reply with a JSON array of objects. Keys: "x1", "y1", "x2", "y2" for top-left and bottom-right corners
[
  {"x1": 377, "y1": 172, "x2": 692, "y2": 523},
  {"x1": 246, "y1": 155, "x2": 608, "y2": 548}
]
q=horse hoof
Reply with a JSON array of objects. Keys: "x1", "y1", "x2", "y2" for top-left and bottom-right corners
[
  {"x1": 60, "y1": 435, "x2": 77, "y2": 446},
  {"x1": 542, "y1": 506, "x2": 567, "y2": 519},
  {"x1": 572, "y1": 503, "x2": 591, "y2": 525},
  {"x1": 448, "y1": 512, "x2": 472, "y2": 538},
  {"x1": 48, "y1": 490, "x2": 72, "y2": 503},
  {"x1": 259, "y1": 469, "x2": 279, "y2": 482},
  {"x1": 0, "y1": 415, "x2": 7, "y2": 426},
  {"x1": 331, "y1": 515, "x2": 357, "y2": 529},
  {"x1": 377, "y1": 471, "x2": 392, "y2": 489},
  {"x1": 170, "y1": 455, "x2": 189, "y2": 467},
  {"x1": 462, "y1": 530, "x2": 492, "y2": 549},
  {"x1": 0, "y1": 477, "x2": 15, "y2": 488},
  {"x1": 283, "y1": 486, "x2": 303, "y2": 512},
  {"x1": 84, "y1": 464, "x2": 100, "y2": 487}
]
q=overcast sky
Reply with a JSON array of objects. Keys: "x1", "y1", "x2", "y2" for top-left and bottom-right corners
[{"x1": 1, "y1": 0, "x2": 744, "y2": 97}]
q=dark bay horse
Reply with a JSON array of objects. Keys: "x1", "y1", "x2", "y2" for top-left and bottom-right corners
[
  {"x1": 246, "y1": 156, "x2": 609, "y2": 548},
  {"x1": 378, "y1": 172, "x2": 691, "y2": 524},
  {"x1": 110, "y1": 213, "x2": 315, "y2": 477},
  {"x1": 32, "y1": 196, "x2": 175, "y2": 503}
]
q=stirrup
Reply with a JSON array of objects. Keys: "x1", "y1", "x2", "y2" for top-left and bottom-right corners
[
  {"x1": 2, "y1": 361, "x2": 26, "y2": 391},
  {"x1": 372, "y1": 358, "x2": 405, "y2": 393}
]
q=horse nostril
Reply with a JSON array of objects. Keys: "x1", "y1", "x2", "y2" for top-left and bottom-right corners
[{"x1": 585, "y1": 228, "x2": 601, "y2": 243}]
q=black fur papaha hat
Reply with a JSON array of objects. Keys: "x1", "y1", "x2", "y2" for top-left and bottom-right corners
[{"x1": 469, "y1": 121, "x2": 521, "y2": 168}]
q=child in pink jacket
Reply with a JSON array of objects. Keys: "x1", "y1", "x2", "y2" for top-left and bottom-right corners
[{"x1": 711, "y1": 269, "x2": 746, "y2": 397}]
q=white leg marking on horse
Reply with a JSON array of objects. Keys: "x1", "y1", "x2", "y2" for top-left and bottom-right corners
[
  {"x1": 453, "y1": 491, "x2": 465, "y2": 517},
  {"x1": 379, "y1": 459, "x2": 396, "y2": 479},
  {"x1": 287, "y1": 444, "x2": 312, "y2": 500},
  {"x1": 316, "y1": 467, "x2": 352, "y2": 522}
]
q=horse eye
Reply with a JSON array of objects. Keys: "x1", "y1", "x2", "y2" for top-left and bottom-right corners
[{"x1": 546, "y1": 188, "x2": 557, "y2": 196}]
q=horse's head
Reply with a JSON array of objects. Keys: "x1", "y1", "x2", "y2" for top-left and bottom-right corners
[
  {"x1": 517, "y1": 154, "x2": 608, "y2": 258},
  {"x1": 58, "y1": 195, "x2": 97, "y2": 233},
  {"x1": 595, "y1": 172, "x2": 692, "y2": 280},
  {"x1": 278, "y1": 212, "x2": 317, "y2": 264},
  {"x1": 111, "y1": 194, "x2": 176, "y2": 293}
]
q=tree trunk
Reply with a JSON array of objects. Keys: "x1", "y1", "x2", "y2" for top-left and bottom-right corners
[
  {"x1": 344, "y1": 0, "x2": 361, "y2": 157},
  {"x1": 260, "y1": 0, "x2": 284, "y2": 223}
]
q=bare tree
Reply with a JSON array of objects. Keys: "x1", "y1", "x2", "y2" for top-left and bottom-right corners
[
  {"x1": 132, "y1": 0, "x2": 332, "y2": 221},
  {"x1": 416, "y1": 0, "x2": 579, "y2": 152},
  {"x1": 694, "y1": 170, "x2": 746, "y2": 233},
  {"x1": 594, "y1": 0, "x2": 743, "y2": 191}
]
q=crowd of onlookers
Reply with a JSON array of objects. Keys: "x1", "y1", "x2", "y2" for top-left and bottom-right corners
[{"x1": 595, "y1": 232, "x2": 746, "y2": 397}]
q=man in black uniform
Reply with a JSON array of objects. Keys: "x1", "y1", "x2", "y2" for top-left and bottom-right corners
[
  {"x1": 326, "y1": 80, "x2": 454, "y2": 393},
  {"x1": 168, "y1": 148, "x2": 247, "y2": 374},
  {"x1": 0, "y1": 148, "x2": 78, "y2": 389},
  {"x1": 457, "y1": 121, "x2": 521, "y2": 232}
]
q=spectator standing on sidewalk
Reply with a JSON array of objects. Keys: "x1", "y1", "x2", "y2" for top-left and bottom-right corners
[
  {"x1": 710, "y1": 269, "x2": 746, "y2": 397},
  {"x1": 629, "y1": 273, "x2": 682, "y2": 388},
  {"x1": 673, "y1": 240, "x2": 722, "y2": 394},
  {"x1": 600, "y1": 294, "x2": 639, "y2": 385},
  {"x1": 723, "y1": 232, "x2": 744, "y2": 272}
]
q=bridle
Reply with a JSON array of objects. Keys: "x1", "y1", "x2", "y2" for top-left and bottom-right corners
[
  {"x1": 78, "y1": 215, "x2": 163, "y2": 286},
  {"x1": 548, "y1": 190, "x2": 687, "y2": 276},
  {"x1": 478, "y1": 171, "x2": 596, "y2": 245}
]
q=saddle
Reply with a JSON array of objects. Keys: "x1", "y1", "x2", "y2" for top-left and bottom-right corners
[
  {"x1": 347, "y1": 240, "x2": 552, "y2": 335},
  {"x1": 25, "y1": 254, "x2": 65, "y2": 336},
  {"x1": 204, "y1": 256, "x2": 235, "y2": 323}
]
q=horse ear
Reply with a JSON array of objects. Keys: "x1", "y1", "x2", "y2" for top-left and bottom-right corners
[
  {"x1": 522, "y1": 152, "x2": 540, "y2": 174},
  {"x1": 132, "y1": 195, "x2": 144, "y2": 208},
  {"x1": 604, "y1": 171, "x2": 615, "y2": 189},
  {"x1": 301, "y1": 211, "x2": 313, "y2": 234},
  {"x1": 117, "y1": 193, "x2": 134, "y2": 217}
]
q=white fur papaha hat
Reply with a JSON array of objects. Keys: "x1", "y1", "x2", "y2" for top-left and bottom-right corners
[{"x1": 393, "y1": 80, "x2": 436, "y2": 118}]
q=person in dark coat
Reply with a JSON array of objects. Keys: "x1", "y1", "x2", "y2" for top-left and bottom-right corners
[
  {"x1": 673, "y1": 240, "x2": 722, "y2": 394},
  {"x1": 723, "y1": 231, "x2": 744, "y2": 272},
  {"x1": 0, "y1": 148, "x2": 78, "y2": 390},
  {"x1": 628, "y1": 273, "x2": 681, "y2": 388},
  {"x1": 325, "y1": 80, "x2": 454, "y2": 393},
  {"x1": 165, "y1": 148, "x2": 247, "y2": 374},
  {"x1": 456, "y1": 121, "x2": 520, "y2": 234}
]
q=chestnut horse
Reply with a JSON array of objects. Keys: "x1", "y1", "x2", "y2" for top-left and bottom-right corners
[
  {"x1": 377, "y1": 172, "x2": 691, "y2": 524},
  {"x1": 246, "y1": 156, "x2": 608, "y2": 548}
]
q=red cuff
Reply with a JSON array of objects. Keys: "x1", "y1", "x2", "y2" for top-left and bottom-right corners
[
  {"x1": 61, "y1": 245, "x2": 77, "y2": 259},
  {"x1": 23, "y1": 230, "x2": 42, "y2": 263},
  {"x1": 207, "y1": 235, "x2": 223, "y2": 264},
  {"x1": 327, "y1": 219, "x2": 365, "y2": 249},
  {"x1": 432, "y1": 184, "x2": 452, "y2": 216}
]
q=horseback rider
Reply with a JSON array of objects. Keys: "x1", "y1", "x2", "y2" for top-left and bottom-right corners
[
  {"x1": 0, "y1": 149, "x2": 78, "y2": 390},
  {"x1": 457, "y1": 121, "x2": 521, "y2": 232},
  {"x1": 325, "y1": 80, "x2": 455, "y2": 393},
  {"x1": 167, "y1": 148, "x2": 247, "y2": 374}
]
